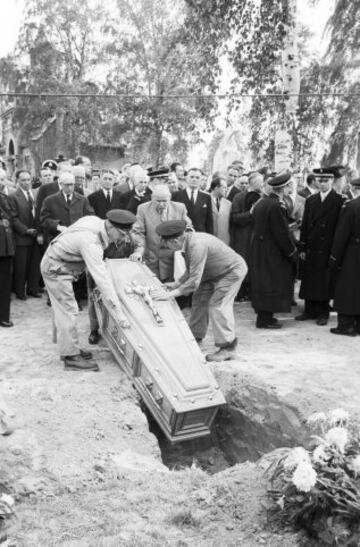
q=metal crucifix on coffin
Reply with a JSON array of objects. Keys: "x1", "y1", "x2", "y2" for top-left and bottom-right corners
[{"x1": 124, "y1": 282, "x2": 164, "y2": 325}]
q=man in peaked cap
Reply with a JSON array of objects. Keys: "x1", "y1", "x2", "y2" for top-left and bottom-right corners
[
  {"x1": 41, "y1": 209, "x2": 139, "y2": 371},
  {"x1": 329, "y1": 177, "x2": 360, "y2": 335},
  {"x1": 42, "y1": 159, "x2": 58, "y2": 172},
  {"x1": 250, "y1": 171, "x2": 298, "y2": 329},
  {"x1": 296, "y1": 168, "x2": 344, "y2": 325},
  {"x1": 152, "y1": 219, "x2": 247, "y2": 362}
]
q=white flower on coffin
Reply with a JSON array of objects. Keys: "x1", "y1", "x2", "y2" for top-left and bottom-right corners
[
  {"x1": 306, "y1": 412, "x2": 327, "y2": 427},
  {"x1": 325, "y1": 427, "x2": 349, "y2": 453},
  {"x1": 284, "y1": 447, "x2": 311, "y2": 472},
  {"x1": 292, "y1": 462, "x2": 317, "y2": 493},
  {"x1": 312, "y1": 444, "x2": 329, "y2": 465},
  {"x1": 349, "y1": 455, "x2": 360, "y2": 476},
  {"x1": 328, "y1": 408, "x2": 350, "y2": 426}
]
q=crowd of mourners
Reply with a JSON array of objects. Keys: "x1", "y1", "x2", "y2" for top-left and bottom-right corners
[{"x1": 1, "y1": 153, "x2": 360, "y2": 352}]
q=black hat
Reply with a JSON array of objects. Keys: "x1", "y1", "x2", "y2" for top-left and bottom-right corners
[
  {"x1": 268, "y1": 171, "x2": 292, "y2": 188},
  {"x1": 312, "y1": 168, "x2": 334, "y2": 178},
  {"x1": 350, "y1": 177, "x2": 360, "y2": 188},
  {"x1": 42, "y1": 159, "x2": 58, "y2": 171},
  {"x1": 106, "y1": 209, "x2": 136, "y2": 230},
  {"x1": 147, "y1": 167, "x2": 170, "y2": 179},
  {"x1": 156, "y1": 220, "x2": 186, "y2": 239}
]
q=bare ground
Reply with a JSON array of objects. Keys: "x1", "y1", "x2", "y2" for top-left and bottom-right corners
[{"x1": 0, "y1": 288, "x2": 359, "y2": 546}]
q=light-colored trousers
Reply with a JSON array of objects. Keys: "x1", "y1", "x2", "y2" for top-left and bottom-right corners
[
  {"x1": 41, "y1": 254, "x2": 84, "y2": 357},
  {"x1": 189, "y1": 261, "x2": 247, "y2": 347}
]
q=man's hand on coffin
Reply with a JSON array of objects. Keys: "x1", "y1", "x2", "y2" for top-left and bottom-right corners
[
  {"x1": 163, "y1": 281, "x2": 178, "y2": 290},
  {"x1": 150, "y1": 287, "x2": 171, "y2": 300},
  {"x1": 57, "y1": 224, "x2": 67, "y2": 233},
  {"x1": 129, "y1": 252, "x2": 142, "y2": 262}
]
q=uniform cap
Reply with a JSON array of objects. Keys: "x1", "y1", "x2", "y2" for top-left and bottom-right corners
[
  {"x1": 350, "y1": 177, "x2": 360, "y2": 188},
  {"x1": 42, "y1": 159, "x2": 58, "y2": 171},
  {"x1": 267, "y1": 171, "x2": 292, "y2": 188},
  {"x1": 327, "y1": 165, "x2": 346, "y2": 179},
  {"x1": 312, "y1": 168, "x2": 334, "y2": 178},
  {"x1": 147, "y1": 167, "x2": 170, "y2": 179},
  {"x1": 156, "y1": 220, "x2": 186, "y2": 239},
  {"x1": 106, "y1": 209, "x2": 136, "y2": 230}
]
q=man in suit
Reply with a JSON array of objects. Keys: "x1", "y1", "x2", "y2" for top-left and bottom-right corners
[
  {"x1": 153, "y1": 220, "x2": 247, "y2": 361},
  {"x1": 118, "y1": 166, "x2": 151, "y2": 212},
  {"x1": 8, "y1": 169, "x2": 42, "y2": 299},
  {"x1": 329, "y1": 177, "x2": 360, "y2": 336},
  {"x1": 172, "y1": 167, "x2": 213, "y2": 234},
  {"x1": 296, "y1": 168, "x2": 344, "y2": 325},
  {"x1": 225, "y1": 165, "x2": 241, "y2": 202},
  {"x1": 88, "y1": 169, "x2": 124, "y2": 219},
  {"x1": 209, "y1": 174, "x2": 231, "y2": 245},
  {"x1": 0, "y1": 179, "x2": 15, "y2": 326},
  {"x1": 130, "y1": 184, "x2": 193, "y2": 281},
  {"x1": 297, "y1": 173, "x2": 319, "y2": 199}
]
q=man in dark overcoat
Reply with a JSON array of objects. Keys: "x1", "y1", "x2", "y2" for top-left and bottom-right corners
[
  {"x1": 296, "y1": 168, "x2": 344, "y2": 326},
  {"x1": 87, "y1": 169, "x2": 124, "y2": 219},
  {"x1": 250, "y1": 172, "x2": 298, "y2": 329},
  {"x1": 329, "y1": 177, "x2": 360, "y2": 336},
  {"x1": 0, "y1": 185, "x2": 15, "y2": 326}
]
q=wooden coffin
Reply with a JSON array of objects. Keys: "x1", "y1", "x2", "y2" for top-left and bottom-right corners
[{"x1": 92, "y1": 259, "x2": 225, "y2": 442}]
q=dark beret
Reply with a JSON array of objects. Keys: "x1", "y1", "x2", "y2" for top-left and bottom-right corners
[
  {"x1": 268, "y1": 171, "x2": 292, "y2": 188},
  {"x1": 147, "y1": 167, "x2": 170, "y2": 179},
  {"x1": 106, "y1": 209, "x2": 136, "y2": 229},
  {"x1": 350, "y1": 177, "x2": 360, "y2": 188},
  {"x1": 312, "y1": 168, "x2": 334, "y2": 178},
  {"x1": 42, "y1": 159, "x2": 58, "y2": 171},
  {"x1": 156, "y1": 220, "x2": 187, "y2": 239}
]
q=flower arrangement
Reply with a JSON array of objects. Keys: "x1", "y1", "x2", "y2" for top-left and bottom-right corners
[{"x1": 267, "y1": 409, "x2": 360, "y2": 545}]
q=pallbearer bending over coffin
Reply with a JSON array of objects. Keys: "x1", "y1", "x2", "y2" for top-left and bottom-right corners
[
  {"x1": 153, "y1": 220, "x2": 248, "y2": 362},
  {"x1": 41, "y1": 210, "x2": 136, "y2": 371}
]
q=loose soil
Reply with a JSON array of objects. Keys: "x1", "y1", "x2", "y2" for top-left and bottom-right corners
[{"x1": 1, "y1": 290, "x2": 359, "y2": 546}]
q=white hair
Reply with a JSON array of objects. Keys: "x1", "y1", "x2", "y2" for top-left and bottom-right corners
[
  {"x1": 59, "y1": 171, "x2": 75, "y2": 184},
  {"x1": 152, "y1": 184, "x2": 171, "y2": 199}
]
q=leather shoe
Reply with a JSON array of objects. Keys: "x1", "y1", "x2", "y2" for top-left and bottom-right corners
[
  {"x1": 61, "y1": 349, "x2": 93, "y2": 361},
  {"x1": 316, "y1": 317, "x2": 328, "y2": 326},
  {"x1": 0, "y1": 320, "x2": 14, "y2": 327},
  {"x1": 88, "y1": 330, "x2": 100, "y2": 344},
  {"x1": 206, "y1": 348, "x2": 236, "y2": 362},
  {"x1": 330, "y1": 327, "x2": 357, "y2": 336},
  {"x1": 64, "y1": 355, "x2": 99, "y2": 371},
  {"x1": 256, "y1": 323, "x2": 282, "y2": 329},
  {"x1": 27, "y1": 291, "x2": 42, "y2": 298},
  {"x1": 295, "y1": 313, "x2": 312, "y2": 321}
]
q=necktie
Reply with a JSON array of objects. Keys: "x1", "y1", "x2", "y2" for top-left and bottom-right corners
[
  {"x1": 216, "y1": 198, "x2": 220, "y2": 211},
  {"x1": 67, "y1": 195, "x2": 71, "y2": 205},
  {"x1": 191, "y1": 190, "x2": 195, "y2": 205},
  {"x1": 106, "y1": 191, "x2": 111, "y2": 206},
  {"x1": 26, "y1": 191, "x2": 34, "y2": 216}
]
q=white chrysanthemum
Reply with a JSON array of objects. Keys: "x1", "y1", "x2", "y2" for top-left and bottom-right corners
[
  {"x1": 328, "y1": 408, "x2": 350, "y2": 426},
  {"x1": 325, "y1": 427, "x2": 349, "y2": 453},
  {"x1": 0, "y1": 493, "x2": 14, "y2": 507},
  {"x1": 307, "y1": 412, "x2": 327, "y2": 427},
  {"x1": 349, "y1": 455, "x2": 360, "y2": 476},
  {"x1": 312, "y1": 444, "x2": 329, "y2": 465},
  {"x1": 284, "y1": 447, "x2": 311, "y2": 472},
  {"x1": 292, "y1": 462, "x2": 317, "y2": 493}
]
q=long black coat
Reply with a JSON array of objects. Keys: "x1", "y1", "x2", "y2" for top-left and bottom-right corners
[
  {"x1": 330, "y1": 196, "x2": 360, "y2": 315},
  {"x1": 0, "y1": 193, "x2": 15, "y2": 257},
  {"x1": 250, "y1": 194, "x2": 297, "y2": 313},
  {"x1": 230, "y1": 190, "x2": 261, "y2": 263},
  {"x1": 172, "y1": 189, "x2": 214, "y2": 234},
  {"x1": 35, "y1": 181, "x2": 84, "y2": 228},
  {"x1": 299, "y1": 190, "x2": 344, "y2": 301}
]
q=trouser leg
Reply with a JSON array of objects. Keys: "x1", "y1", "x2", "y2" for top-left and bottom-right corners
[
  {"x1": 86, "y1": 271, "x2": 99, "y2": 333},
  {"x1": 189, "y1": 281, "x2": 213, "y2": 340},
  {"x1": 256, "y1": 311, "x2": 274, "y2": 327},
  {"x1": 13, "y1": 246, "x2": 28, "y2": 297},
  {"x1": 27, "y1": 242, "x2": 41, "y2": 293},
  {"x1": 316, "y1": 301, "x2": 330, "y2": 319},
  {"x1": 210, "y1": 271, "x2": 243, "y2": 346},
  {"x1": 0, "y1": 257, "x2": 13, "y2": 321},
  {"x1": 41, "y1": 257, "x2": 80, "y2": 357},
  {"x1": 337, "y1": 313, "x2": 355, "y2": 330}
]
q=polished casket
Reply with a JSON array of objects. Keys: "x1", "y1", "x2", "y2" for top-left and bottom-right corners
[{"x1": 92, "y1": 259, "x2": 225, "y2": 442}]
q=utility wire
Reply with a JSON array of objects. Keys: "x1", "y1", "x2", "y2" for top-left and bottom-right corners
[{"x1": 0, "y1": 92, "x2": 360, "y2": 99}]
